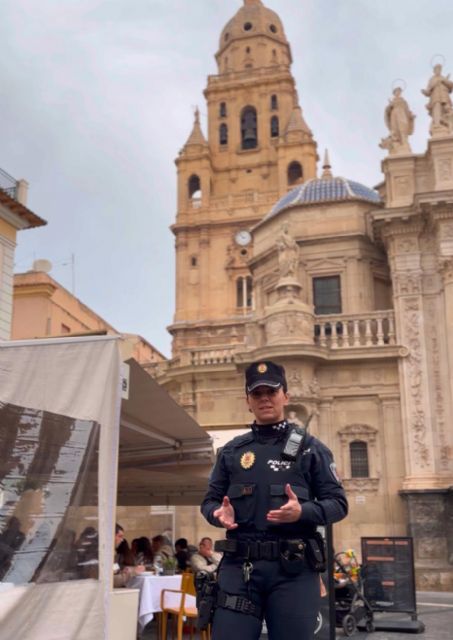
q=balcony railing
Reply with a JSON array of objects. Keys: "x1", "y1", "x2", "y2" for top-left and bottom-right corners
[
  {"x1": 314, "y1": 311, "x2": 396, "y2": 349},
  {"x1": 0, "y1": 167, "x2": 17, "y2": 200},
  {"x1": 190, "y1": 347, "x2": 236, "y2": 366}
]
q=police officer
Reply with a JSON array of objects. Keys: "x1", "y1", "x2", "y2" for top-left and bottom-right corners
[{"x1": 201, "y1": 360, "x2": 348, "y2": 640}]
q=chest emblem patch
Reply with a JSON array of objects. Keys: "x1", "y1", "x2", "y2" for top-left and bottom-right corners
[
  {"x1": 267, "y1": 459, "x2": 292, "y2": 472},
  {"x1": 240, "y1": 451, "x2": 256, "y2": 469}
]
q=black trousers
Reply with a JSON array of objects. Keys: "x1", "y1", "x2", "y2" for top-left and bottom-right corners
[{"x1": 212, "y1": 555, "x2": 321, "y2": 640}]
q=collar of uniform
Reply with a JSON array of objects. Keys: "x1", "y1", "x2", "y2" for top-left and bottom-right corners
[{"x1": 251, "y1": 420, "x2": 289, "y2": 441}]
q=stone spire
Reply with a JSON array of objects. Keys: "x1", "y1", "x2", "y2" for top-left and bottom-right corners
[
  {"x1": 244, "y1": 0, "x2": 263, "y2": 5},
  {"x1": 285, "y1": 105, "x2": 313, "y2": 139},
  {"x1": 321, "y1": 149, "x2": 333, "y2": 179},
  {"x1": 183, "y1": 107, "x2": 208, "y2": 149}
]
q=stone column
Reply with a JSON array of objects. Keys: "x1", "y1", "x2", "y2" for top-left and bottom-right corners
[{"x1": 384, "y1": 224, "x2": 437, "y2": 489}]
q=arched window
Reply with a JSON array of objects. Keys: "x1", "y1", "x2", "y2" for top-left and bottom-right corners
[
  {"x1": 219, "y1": 102, "x2": 227, "y2": 118},
  {"x1": 287, "y1": 161, "x2": 303, "y2": 185},
  {"x1": 271, "y1": 94, "x2": 278, "y2": 110},
  {"x1": 236, "y1": 276, "x2": 253, "y2": 309},
  {"x1": 188, "y1": 174, "x2": 201, "y2": 206},
  {"x1": 350, "y1": 441, "x2": 369, "y2": 478},
  {"x1": 270, "y1": 116, "x2": 279, "y2": 138},
  {"x1": 219, "y1": 123, "x2": 228, "y2": 146},
  {"x1": 241, "y1": 106, "x2": 258, "y2": 150},
  {"x1": 190, "y1": 256, "x2": 198, "y2": 267}
]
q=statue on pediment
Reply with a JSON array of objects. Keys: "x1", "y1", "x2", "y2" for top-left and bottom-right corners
[
  {"x1": 380, "y1": 87, "x2": 415, "y2": 154},
  {"x1": 422, "y1": 63, "x2": 453, "y2": 136}
]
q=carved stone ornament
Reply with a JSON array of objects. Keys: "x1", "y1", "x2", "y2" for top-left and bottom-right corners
[
  {"x1": 393, "y1": 272, "x2": 422, "y2": 296},
  {"x1": 438, "y1": 257, "x2": 453, "y2": 284},
  {"x1": 342, "y1": 478, "x2": 379, "y2": 493},
  {"x1": 402, "y1": 298, "x2": 431, "y2": 468},
  {"x1": 287, "y1": 369, "x2": 320, "y2": 398},
  {"x1": 265, "y1": 309, "x2": 312, "y2": 345}
]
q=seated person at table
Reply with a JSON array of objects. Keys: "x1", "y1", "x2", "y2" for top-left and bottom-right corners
[
  {"x1": 151, "y1": 534, "x2": 173, "y2": 562},
  {"x1": 174, "y1": 537, "x2": 193, "y2": 572},
  {"x1": 190, "y1": 537, "x2": 222, "y2": 575},
  {"x1": 131, "y1": 536, "x2": 154, "y2": 567},
  {"x1": 114, "y1": 523, "x2": 144, "y2": 587}
]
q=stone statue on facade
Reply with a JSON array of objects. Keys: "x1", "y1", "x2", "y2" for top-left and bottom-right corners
[
  {"x1": 380, "y1": 87, "x2": 415, "y2": 154},
  {"x1": 276, "y1": 222, "x2": 299, "y2": 279},
  {"x1": 422, "y1": 63, "x2": 453, "y2": 136}
]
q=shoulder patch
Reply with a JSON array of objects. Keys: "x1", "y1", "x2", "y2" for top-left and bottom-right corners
[{"x1": 330, "y1": 462, "x2": 342, "y2": 484}]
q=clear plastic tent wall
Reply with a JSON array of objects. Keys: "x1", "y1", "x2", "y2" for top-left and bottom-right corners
[{"x1": 0, "y1": 336, "x2": 122, "y2": 640}]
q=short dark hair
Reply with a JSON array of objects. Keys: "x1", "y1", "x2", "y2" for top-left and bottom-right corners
[
  {"x1": 115, "y1": 523, "x2": 124, "y2": 534},
  {"x1": 175, "y1": 537, "x2": 188, "y2": 548}
]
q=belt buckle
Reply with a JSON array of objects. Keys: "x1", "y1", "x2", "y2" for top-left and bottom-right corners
[{"x1": 225, "y1": 594, "x2": 238, "y2": 610}]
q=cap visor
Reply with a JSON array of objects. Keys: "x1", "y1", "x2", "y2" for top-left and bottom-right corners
[{"x1": 247, "y1": 380, "x2": 282, "y2": 393}]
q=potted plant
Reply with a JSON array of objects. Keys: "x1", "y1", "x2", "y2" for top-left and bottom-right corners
[{"x1": 162, "y1": 556, "x2": 177, "y2": 575}]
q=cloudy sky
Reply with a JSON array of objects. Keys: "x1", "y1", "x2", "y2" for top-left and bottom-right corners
[{"x1": 2, "y1": 0, "x2": 453, "y2": 356}]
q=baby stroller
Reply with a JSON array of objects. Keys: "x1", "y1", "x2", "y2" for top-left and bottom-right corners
[{"x1": 334, "y1": 550, "x2": 374, "y2": 636}]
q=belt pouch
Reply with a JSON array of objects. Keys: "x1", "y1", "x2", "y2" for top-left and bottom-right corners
[
  {"x1": 305, "y1": 532, "x2": 327, "y2": 572},
  {"x1": 279, "y1": 539, "x2": 305, "y2": 575}
]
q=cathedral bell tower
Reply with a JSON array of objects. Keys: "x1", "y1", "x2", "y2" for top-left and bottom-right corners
[{"x1": 170, "y1": 0, "x2": 318, "y2": 357}]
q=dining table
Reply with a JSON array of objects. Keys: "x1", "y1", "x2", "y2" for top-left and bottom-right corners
[{"x1": 126, "y1": 572, "x2": 196, "y2": 632}]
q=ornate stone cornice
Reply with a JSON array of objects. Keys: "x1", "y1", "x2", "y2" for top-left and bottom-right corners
[{"x1": 338, "y1": 423, "x2": 378, "y2": 445}]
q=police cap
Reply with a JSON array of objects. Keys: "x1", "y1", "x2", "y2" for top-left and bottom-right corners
[{"x1": 245, "y1": 360, "x2": 287, "y2": 394}]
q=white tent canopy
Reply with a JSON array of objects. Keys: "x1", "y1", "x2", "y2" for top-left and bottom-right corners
[{"x1": 119, "y1": 358, "x2": 214, "y2": 505}]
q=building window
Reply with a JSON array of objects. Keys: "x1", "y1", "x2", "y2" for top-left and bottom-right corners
[
  {"x1": 287, "y1": 161, "x2": 303, "y2": 185},
  {"x1": 350, "y1": 441, "x2": 369, "y2": 478},
  {"x1": 241, "y1": 106, "x2": 258, "y2": 150},
  {"x1": 219, "y1": 123, "x2": 228, "y2": 146},
  {"x1": 271, "y1": 94, "x2": 278, "y2": 110},
  {"x1": 219, "y1": 102, "x2": 227, "y2": 118},
  {"x1": 313, "y1": 276, "x2": 341, "y2": 315},
  {"x1": 190, "y1": 256, "x2": 198, "y2": 267},
  {"x1": 188, "y1": 174, "x2": 202, "y2": 207},
  {"x1": 236, "y1": 276, "x2": 253, "y2": 309},
  {"x1": 61, "y1": 323, "x2": 70, "y2": 334},
  {"x1": 270, "y1": 116, "x2": 279, "y2": 137}
]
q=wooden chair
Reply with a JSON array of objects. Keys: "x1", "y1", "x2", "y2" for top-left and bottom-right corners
[{"x1": 160, "y1": 572, "x2": 210, "y2": 640}]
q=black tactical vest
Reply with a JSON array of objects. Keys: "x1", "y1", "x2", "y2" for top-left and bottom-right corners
[{"x1": 225, "y1": 426, "x2": 315, "y2": 539}]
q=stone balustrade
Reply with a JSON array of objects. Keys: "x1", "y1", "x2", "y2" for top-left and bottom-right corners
[
  {"x1": 190, "y1": 347, "x2": 237, "y2": 365},
  {"x1": 314, "y1": 310, "x2": 396, "y2": 349}
]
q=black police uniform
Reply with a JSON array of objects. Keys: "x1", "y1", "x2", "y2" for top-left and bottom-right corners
[{"x1": 201, "y1": 419, "x2": 348, "y2": 640}]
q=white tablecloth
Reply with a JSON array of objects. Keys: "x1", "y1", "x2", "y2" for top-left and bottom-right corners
[{"x1": 126, "y1": 574, "x2": 196, "y2": 631}]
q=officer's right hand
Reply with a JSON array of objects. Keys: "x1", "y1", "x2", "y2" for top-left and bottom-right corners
[{"x1": 213, "y1": 496, "x2": 238, "y2": 530}]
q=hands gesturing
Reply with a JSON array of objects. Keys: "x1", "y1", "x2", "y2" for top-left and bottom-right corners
[
  {"x1": 266, "y1": 483, "x2": 302, "y2": 524},
  {"x1": 213, "y1": 496, "x2": 238, "y2": 530}
]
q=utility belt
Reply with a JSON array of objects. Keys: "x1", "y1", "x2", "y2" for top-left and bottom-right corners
[{"x1": 215, "y1": 533, "x2": 326, "y2": 572}]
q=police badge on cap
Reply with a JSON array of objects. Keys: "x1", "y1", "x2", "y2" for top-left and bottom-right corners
[{"x1": 245, "y1": 360, "x2": 287, "y2": 393}]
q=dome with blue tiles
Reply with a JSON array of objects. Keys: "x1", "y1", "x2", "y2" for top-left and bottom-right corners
[{"x1": 265, "y1": 153, "x2": 381, "y2": 221}]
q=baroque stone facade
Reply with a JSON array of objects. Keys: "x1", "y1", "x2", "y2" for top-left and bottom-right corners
[{"x1": 158, "y1": 1, "x2": 453, "y2": 589}]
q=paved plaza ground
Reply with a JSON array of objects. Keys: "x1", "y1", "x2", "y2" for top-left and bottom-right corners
[{"x1": 141, "y1": 590, "x2": 453, "y2": 639}]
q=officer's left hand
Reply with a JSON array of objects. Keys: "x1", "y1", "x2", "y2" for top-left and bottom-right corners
[{"x1": 266, "y1": 483, "x2": 302, "y2": 523}]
